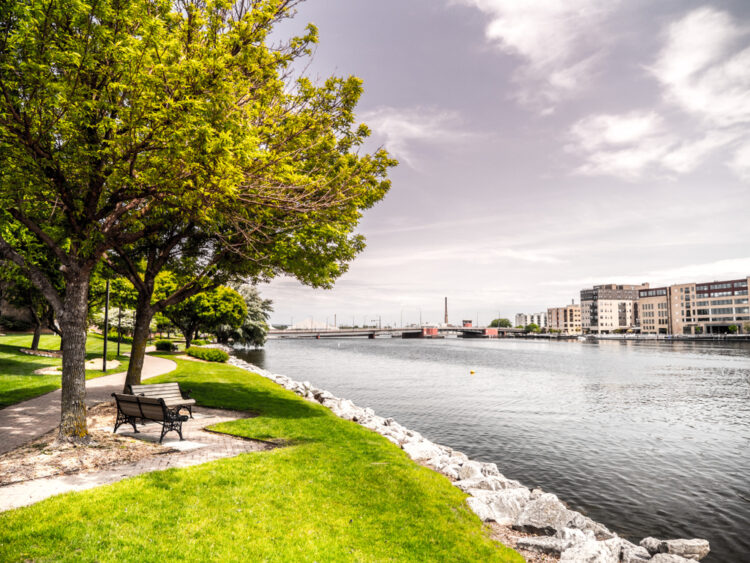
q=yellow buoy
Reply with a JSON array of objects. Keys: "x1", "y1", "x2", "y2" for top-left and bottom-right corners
[{"x1": 470, "y1": 370, "x2": 475, "y2": 374}]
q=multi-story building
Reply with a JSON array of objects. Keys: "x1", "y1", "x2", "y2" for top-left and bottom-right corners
[
  {"x1": 671, "y1": 277, "x2": 749, "y2": 334},
  {"x1": 580, "y1": 283, "x2": 647, "y2": 334},
  {"x1": 515, "y1": 312, "x2": 547, "y2": 329},
  {"x1": 635, "y1": 277, "x2": 750, "y2": 334},
  {"x1": 637, "y1": 287, "x2": 670, "y2": 334},
  {"x1": 547, "y1": 303, "x2": 582, "y2": 334}
]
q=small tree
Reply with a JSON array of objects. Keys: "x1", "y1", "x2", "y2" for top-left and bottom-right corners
[
  {"x1": 728, "y1": 325, "x2": 738, "y2": 334},
  {"x1": 744, "y1": 323, "x2": 750, "y2": 334},
  {"x1": 524, "y1": 323, "x2": 540, "y2": 333},
  {"x1": 218, "y1": 285, "x2": 273, "y2": 348},
  {"x1": 490, "y1": 318, "x2": 512, "y2": 328},
  {"x1": 163, "y1": 286, "x2": 247, "y2": 349}
]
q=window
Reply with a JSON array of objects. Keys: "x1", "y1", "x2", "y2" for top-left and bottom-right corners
[{"x1": 711, "y1": 307, "x2": 733, "y2": 315}]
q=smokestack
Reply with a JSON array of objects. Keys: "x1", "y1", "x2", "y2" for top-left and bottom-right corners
[{"x1": 444, "y1": 297, "x2": 448, "y2": 325}]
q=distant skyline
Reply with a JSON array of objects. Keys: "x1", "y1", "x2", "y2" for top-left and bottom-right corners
[{"x1": 262, "y1": 0, "x2": 750, "y2": 327}]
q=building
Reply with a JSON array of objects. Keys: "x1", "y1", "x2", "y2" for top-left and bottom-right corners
[
  {"x1": 635, "y1": 277, "x2": 750, "y2": 335},
  {"x1": 547, "y1": 302, "x2": 582, "y2": 334},
  {"x1": 637, "y1": 287, "x2": 670, "y2": 334},
  {"x1": 515, "y1": 312, "x2": 547, "y2": 329},
  {"x1": 580, "y1": 283, "x2": 647, "y2": 334},
  {"x1": 671, "y1": 277, "x2": 749, "y2": 335}
]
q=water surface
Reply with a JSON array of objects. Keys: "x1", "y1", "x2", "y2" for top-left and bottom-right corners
[{"x1": 235, "y1": 337, "x2": 750, "y2": 562}]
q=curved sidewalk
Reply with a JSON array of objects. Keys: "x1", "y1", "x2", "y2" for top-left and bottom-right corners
[{"x1": 0, "y1": 354, "x2": 177, "y2": 456}]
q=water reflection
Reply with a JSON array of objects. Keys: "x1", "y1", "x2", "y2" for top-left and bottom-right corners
[{"x1": 234, "y1": 338, "x2": 750, "y2": 562}]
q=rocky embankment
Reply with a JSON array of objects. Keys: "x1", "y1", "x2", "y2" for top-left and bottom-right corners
[{"x1": 227, "y1": 355, "x2": 710, "y2": 563}]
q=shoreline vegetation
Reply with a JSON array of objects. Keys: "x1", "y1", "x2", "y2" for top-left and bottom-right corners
[{"x1": 0, "y1": 352, "x2": 523, "y2": 562}]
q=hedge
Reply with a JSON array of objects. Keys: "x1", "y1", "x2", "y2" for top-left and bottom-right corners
[{"x1": 186, "y1": 346, "x2": 228, "y2": 363}]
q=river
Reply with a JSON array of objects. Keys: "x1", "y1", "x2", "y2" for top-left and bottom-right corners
[{"x1": 234, "y1": 337, "x2": 750, "y2": 562}]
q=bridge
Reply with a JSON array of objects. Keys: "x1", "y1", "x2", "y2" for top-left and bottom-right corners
[{"x1": 268, "y1": 326, "x2": 525, "y2": 339}]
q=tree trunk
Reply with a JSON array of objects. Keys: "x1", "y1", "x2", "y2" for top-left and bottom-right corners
[
  {"x1": 30, "y1": 321, "x2": 42, "y2": 351},
  {"x1": 124, "y1": 293, "x2": 154, "y2": 392},
  {"x1": 58, "y1": 276, "x2": 91, "y2": 444},
  {"x1": 184, "y1": 328, "x2": 194, "y2": 350}
]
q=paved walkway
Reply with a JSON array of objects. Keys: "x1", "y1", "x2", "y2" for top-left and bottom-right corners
[
  {"x1": 0, "y1": 406, "x2": 272, "y2": 512},
  {"x1": 0, "y1": 354, "x2": 177, "y2": 456}
]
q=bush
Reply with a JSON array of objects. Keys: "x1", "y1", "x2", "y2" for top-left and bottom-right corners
[
  {"x1": 186, "y1": 346, "x2": 228, "y2": 362},
  {"x1": 107, "y1": 331, "x2": 134, "y2": 344},
  {"x1": 155, "y1": 339, "x2": 177, "y2": 351},
  {"x1": 0, "y1": 316, "x2": 33, "y2": 331},
  {"x1": 191, "y1": 339, "x2": 208, "y2": 346}
]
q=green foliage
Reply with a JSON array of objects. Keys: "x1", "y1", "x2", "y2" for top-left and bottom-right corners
[
  {"x1": 154, "y1": 340, "x2": 177, "y2": 352},
  {"x1": 186, "y1": 346, "x2": 229, "y2": 363},
  {"x1": 524, "y1": 323, "x2": 541, "y2": 333},
  {"x1": 163, "y1": 285, "x2": 247, "y2": 346},
  {"x1": 0, "y1": 358, "x2": 522, "y2": 562},
  {"x1": 191, "y1": 339, "x2": 208, "y2": 346},
  {"x1": 215, "y1": 284, "x2": 273, "y2": 348},
  {"x1": 694, "y1": 326, "x2": 704, "y2": 334},
  {"x1": 728, "y1": 324, "x2": 738, "y2": 334},
  {"x1": 0, "y1": 315, "x2": 33, "y2": 331},
  {"x1": 107, "y1": 332, "x2": 134, "y2": 345},
  {"x1": 489, "y1": 318, "x2": 512, "y2": 328}
]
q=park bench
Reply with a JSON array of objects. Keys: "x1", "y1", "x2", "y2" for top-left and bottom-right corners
[
  {"x1": 111, "y1": 393, "x2": 188, "y2": 443},
  {"x1": 126, "y1": 382, "x2": 195, "y2": 418}
]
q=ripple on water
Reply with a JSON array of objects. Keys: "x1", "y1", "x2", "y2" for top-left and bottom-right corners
[{"x1": 235, "y1": 338, "x2": 750, "y2": 562}]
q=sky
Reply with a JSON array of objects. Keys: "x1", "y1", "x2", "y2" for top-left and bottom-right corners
[{"x1": 262, "y1": 0, "x2": 750, "y2": 328}]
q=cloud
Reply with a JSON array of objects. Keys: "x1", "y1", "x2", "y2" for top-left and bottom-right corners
[
  {"x1": 567, "y1": 8, "x2": 750, "y2": 182},
  {"x1": 543, "y1": 257, "x2": 750, "y2": 290},
  {"x1": 729, "y1": 142, "x2": 750, "y2": 181},
  {"x1": 649, "y1": 7, "x2": 750, "y2": 127},
  {"x1": 455, "y1": 0, "x2": 617, "y2": 109},
  {"x1": 359, "y1": 106, "x2": 470, "y2": 168}
]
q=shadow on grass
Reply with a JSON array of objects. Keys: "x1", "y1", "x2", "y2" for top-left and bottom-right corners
[
  {"x1": 185, "y1": 380, "x2": 326, "y2": 421},
  {"x1": 0, "y1": 344, "x2": 59, "y2": 376}
]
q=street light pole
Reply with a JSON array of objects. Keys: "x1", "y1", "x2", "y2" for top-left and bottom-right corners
[
  {"x1": 102, "y1": 279, "x2": 110, "y2": 372},
  {"x1": 117, "y1": 307, "x2": 122, "y2": 356}
]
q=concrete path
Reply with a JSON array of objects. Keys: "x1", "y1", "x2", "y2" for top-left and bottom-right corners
[
  {"x1": 0, "y1": 354, "x2": 177, "y2": 456},
  {"x1": 0, "y1": 406, "x2": 272, "y2": 512}
]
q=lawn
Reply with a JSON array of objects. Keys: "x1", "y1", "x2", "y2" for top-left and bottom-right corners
[
  {"x1": 0, "y1": 357, "x2": 523, "y2": 562},
  {"x1": 0, "y1": 333, "x2": 131, "y2": 408}
]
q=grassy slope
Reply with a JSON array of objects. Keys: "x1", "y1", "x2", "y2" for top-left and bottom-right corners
[
  {"x1": 0, "y1": 357, "x2": 522, "y2": 563},
  {"x1": 0, "y1": 333, "x2": 131, "y2": 408}
]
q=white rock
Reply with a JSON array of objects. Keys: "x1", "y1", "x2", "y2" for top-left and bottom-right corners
[
  {"x1": 466, "y1": 496, "x2": 496, "y2": 522},
  {"x1": 440, "y1": 464, "x2": 460, "y2": 480},
  {"x1": 402, "y1": 439, "x2": 444, "y2": 461},
  {"x1": 560, "y1": 539, "x2": 619, "y2": 563},
  {"x1": 458, "y1": 460, "x2": 484, "y2": 480},
  {"x1": 480, "y1": 462, "x2": 501, "y2": 476}
]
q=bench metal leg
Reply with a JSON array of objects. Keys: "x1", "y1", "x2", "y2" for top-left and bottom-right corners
[{"x1": 113, "y1": 411, "x2": 139, "y2": 434}]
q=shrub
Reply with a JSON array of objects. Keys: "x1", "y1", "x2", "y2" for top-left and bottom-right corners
[
  {"x1": 0, "y1": 316, "x2": 33, "y2": 331},
  {"x1": 107, "y1": 331, "x2": 134, "y2": 344},
  {"x1": 191, "y1": 339, "x2": 208, "y2": 346},
  {"x1": 155, "y1": 339, "x2": 177, "y2": 351},
  {"x1": 186, "y1": 346, "x2": 228, "y2": 362}
]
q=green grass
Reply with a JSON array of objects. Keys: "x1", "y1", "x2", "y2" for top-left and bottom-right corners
[
  {"x1": 0, "y1": 357, "x2": 522, "y2": 562},
  {"x1": 0, "y1": 333, "x2": 131, "y2": 408}
]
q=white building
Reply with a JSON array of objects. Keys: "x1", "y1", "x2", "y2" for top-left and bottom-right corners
[{"x1": 515, "y1": 312, "x2": 547, "y2": 328}]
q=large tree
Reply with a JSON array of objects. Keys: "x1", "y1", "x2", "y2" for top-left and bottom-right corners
[{"x1": 0, "y1": 0, "x2": 393, "y2": 443}]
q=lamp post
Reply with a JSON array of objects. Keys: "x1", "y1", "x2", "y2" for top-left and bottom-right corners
[
  {"x1": 102, "y1": 279, "x2": 110, "y2": 372},
  {"x1": 117, "y1": 307, "x2": 122, "y2": 357}
]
